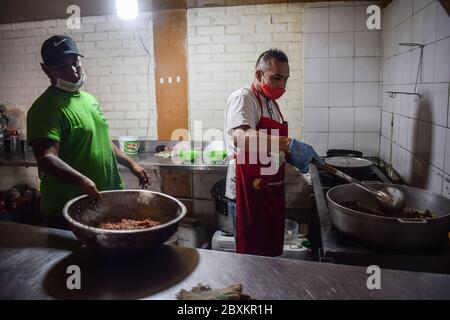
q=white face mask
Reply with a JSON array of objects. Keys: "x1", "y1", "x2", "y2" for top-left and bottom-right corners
[{"x1": 55, "y1": 73, "x2": 86, "y2": 93}]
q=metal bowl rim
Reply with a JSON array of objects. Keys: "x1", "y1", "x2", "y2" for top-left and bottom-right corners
[
  {"x1": 62, "y1": 189, "x2": 187, "y2": 234},
  {"x1": 326, "y1": 183, "x2": 450, "y2": 222}
]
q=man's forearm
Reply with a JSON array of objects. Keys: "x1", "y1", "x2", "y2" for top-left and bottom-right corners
[
  {"x1": 38, "y1": 154, "x2": 88, "y2": 186},
  {"x1": 233, "y1": 129, "x2": 292, "y2": 153},
  {"x1": 112, "y1": 143, "x2": 137, "y2": 170}
]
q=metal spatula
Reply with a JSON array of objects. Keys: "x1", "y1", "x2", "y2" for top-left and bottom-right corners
[{"x1": 312, "y1": 159, "x2": 406, "y2": 213}]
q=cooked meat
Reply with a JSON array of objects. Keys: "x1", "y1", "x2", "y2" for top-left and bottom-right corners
[
  {"x1": 96, "y1": 218, "x2": 161, "y2": 230},
  {"x1": 340, "y1": 201, "x2": 434, "y2": 219}
]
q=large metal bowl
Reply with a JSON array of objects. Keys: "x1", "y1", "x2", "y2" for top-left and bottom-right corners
[{"x1": 63, "y1": 190, "x2": 187, "y2": 249}]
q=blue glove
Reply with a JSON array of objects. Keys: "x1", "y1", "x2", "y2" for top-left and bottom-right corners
[{"x1": 288, "y1": 139, "x2": 324, "y2": 173}]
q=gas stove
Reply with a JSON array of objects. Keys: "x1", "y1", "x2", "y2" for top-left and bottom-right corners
[{"x1": 309, "y1": 155, "x2": 450, "y2": 275}]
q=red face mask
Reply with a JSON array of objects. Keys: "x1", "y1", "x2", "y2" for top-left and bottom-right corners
[{"x1": 260, "y1": 75, "x2": 285, "y2": 100}]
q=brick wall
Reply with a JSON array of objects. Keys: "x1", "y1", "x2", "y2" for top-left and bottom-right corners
[
  {"x1": 186, "y1": 3, "x2": 305, "y2": 138},
  {"x1": 0, "y1": 12, "x2": 157, "y2": 139}
]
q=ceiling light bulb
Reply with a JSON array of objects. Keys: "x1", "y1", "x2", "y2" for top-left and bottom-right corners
[{"x1": 116, "y1": 0, "x2": 138, "y2": 20}]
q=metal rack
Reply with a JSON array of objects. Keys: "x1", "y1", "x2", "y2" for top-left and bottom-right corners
[{"x1": 385, "y1": 43, "x2": 424, "y2": 99}]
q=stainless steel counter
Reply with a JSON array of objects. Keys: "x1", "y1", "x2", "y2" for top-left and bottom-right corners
[
  {"x1": 0, "y1": 151, "x2": 228, "y2": 171},
  {"x1": 1, "y1": 222, "x2": 450, "y2": 300},
  {"x1": 0, "y1": 151, "x2": 37, "y2": 167}
]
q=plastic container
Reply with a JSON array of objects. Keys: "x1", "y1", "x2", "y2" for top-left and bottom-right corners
[
  {"x1": 206, "y1": 150, "x2": 227, "y2": 163},
  {"x1": 118, "y1": 136, "x2": 140, "y2": 154},
  {"x1": 284, "y1": 219, "x2": 299, "y2": 246},
  {"x1": 178, "y1": 149, "x2": 200, "y2": 162}
]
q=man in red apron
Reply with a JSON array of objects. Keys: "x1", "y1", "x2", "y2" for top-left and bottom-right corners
[{"x1": 224, "y1": 49, "x2": 323, "y2": 257}]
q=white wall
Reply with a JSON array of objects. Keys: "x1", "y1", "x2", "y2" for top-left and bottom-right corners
[
  {"x1": 0, "y1": 13, "x2": 157, "y2": 139},
  {"x1": 380, "y1": 0, "x2": 450, "y2": 198},
  {"x1": 302, "y1": 1, "x2": 382, "y2": 157},
  {"x1": 187, "y1": 3, "x2": 305, "y2": 139}
]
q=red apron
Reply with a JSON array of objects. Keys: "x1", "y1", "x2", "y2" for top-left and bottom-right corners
[{"x1": 235, "y1": 84, "x2": 288, "y2": 257}]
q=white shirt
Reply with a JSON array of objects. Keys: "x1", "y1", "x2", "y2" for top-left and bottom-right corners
[{"x1": 224, "y1": 87, "x2": 283, "y2": 200}]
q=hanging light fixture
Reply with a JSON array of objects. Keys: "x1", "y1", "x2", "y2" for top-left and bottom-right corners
[{"x1": 116, "y1": 0, "x2": 138, "y2": 20}]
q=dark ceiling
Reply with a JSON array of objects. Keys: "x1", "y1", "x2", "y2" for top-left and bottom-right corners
[{"x1": 1, "y1": 0, "x2": 377, "y2": 24}]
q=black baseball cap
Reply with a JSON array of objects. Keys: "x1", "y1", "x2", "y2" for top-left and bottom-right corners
[{"x1": 41, "y1": 35, "x2": 84, "y2": 66}]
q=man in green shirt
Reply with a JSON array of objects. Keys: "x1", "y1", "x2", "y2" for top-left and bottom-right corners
[{"x1": 27, "y1": 35, "x2": 149, "y2": 229}]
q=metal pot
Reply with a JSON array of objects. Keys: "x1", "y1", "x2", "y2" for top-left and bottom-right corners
[
  {"x1": 63, "y1": 190, "x2": 187, "y2": 249},
  {"x1": 327, "y1": 183, "x2": 450, "y2": 249},
  {"x1": 325, "y1": 156, "x2": 373, "y2": 168},
  {"x1": 326, "y1": 149, "x2": 363, "y2": 158},
  {"x1": 211, "y1": 178, "x2": 234, "y2": 235},
  {"x1": 325, "y1": 156, "x2": 373, "y2": 177}
]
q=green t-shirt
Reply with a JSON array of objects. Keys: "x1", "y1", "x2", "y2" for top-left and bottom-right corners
[{"x1": 27, "y1": 86, "x2": 123, "y2": 217}]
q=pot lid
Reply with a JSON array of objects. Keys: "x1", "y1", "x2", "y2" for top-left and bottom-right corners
[{"x1": 325, "y1": 156, "x2": 372, "y2": 168}]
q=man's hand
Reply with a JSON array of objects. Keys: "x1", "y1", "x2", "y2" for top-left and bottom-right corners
[
  {"x1": 79, "y1": 176, "x2": 101, "y2": 199},
  {"x1": 131, "y1": 164, "x2": 150, "y2": 189},
  {"x1": 288, "y1": 139, "x2": 324, "y2": 173}
]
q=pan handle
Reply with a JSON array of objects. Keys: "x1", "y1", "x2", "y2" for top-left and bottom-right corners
[{"x1": 397, "y1": 218, "x2": 428, "y2": 224}]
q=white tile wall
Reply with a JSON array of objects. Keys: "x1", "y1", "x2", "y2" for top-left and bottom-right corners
[
  {"x1": 304, "y1": 83, "x2": 328, "y2": 107},
  {"x1": 430, "y1": 123, "x2": 447, "y2": 170},
  {"x1": 329, "y1": 132, "x2": 354, "y2": 149},
  {"x1": 417, "y1": 120, "x2": 432, "y2": 162},
  {"x1": 381, "y1": 111, "x2": 392, "y2": 138},
  {"x1": 303, "y1": 132, "x2": 328, "y2": 156},
  {"x1": 304, "y1": 108, "x2": 329, "y2": 132},
  {"x1": 354, "y1": 57, "x2": 380, "y2": 81},
  {"x1": 355, "y1": 107, "x2": 381, "y2": 132},
  {"x1": 329, "y1": 32, "x2": 355, "y2": 57},
  {"x1": 329, "y1": 58, "x2": 354, "y2": 82},
  {"x1": 422, "y1": 2, "x2": 437, "y2": 45},
  {"x1": 330, "y1": 6, "x2": 355, "y2": 32},
  {"x1": 355, "y1": 132, "x2": 380, "y2": 156},
  {"x1": 304, "y1": 33, "x2": 329, "y2": 58},
  {"x1": 304, "y1": 7, "x2": 330, "y2": 33},
  {"x1": 329, "y1": 107, "x2": 354, "y2": 132},
  {"x1": 446, "y1": 128, "x2": 450, "y2": 174},
  {"x1": 354, "y1": 82, "x2": 379, "y2": 106},
  {"x1": 304, "y1": 58, "x2": 329, "y2": 82},
  {"x1": 304, "y1": 2, "x2": 382, "y2": 158},
  {"x1": 380, "y1": 136, "x2": 391, "y2": 161},
  {"x1": 422, "y1": 44, "x2": 436, "y2": 83},
  {"x1": 434, "y1": 37, "x2": 450, "y2": 83},
  {"x1": 355, "y1": 31, "x2": 381, "y2": 56},
  {"x1": 443, "y1": 174, "x2": 450, "y2": 199},
  {"x1": 436, "y1": 0, "x2": 450, "y2": 41},
  {"x1": 426, "y1": 164, "x2": 444, "y2": 195},
  {"x1": 381, "y1": 0, "x2": 450, "y2": 197},
  {"x1": 413, "y1": 0, "x2": 434, "y2": 14},
  {"x1": 329, "y1": 83, "x2": 354, "y2": 107}
]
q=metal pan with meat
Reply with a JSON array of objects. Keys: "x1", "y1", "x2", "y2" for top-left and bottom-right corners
[
  {"x1": 63, "y1": 190, "x2": 186, "y2": 249},
  {"x1": 327, "y1": 183, "x2": 450, "y2": 250}
]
